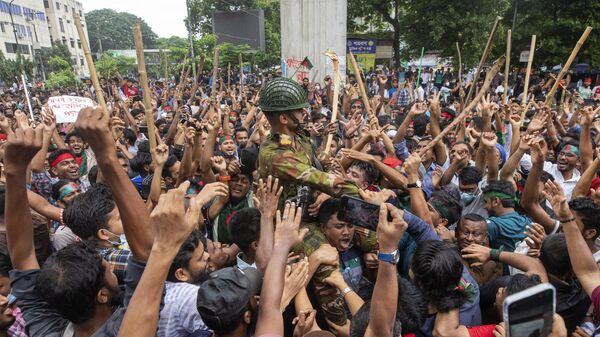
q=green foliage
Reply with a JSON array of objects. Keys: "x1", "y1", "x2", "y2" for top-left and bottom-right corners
[
  {"x1": 506, "y1": 0, "x2": 600, "y2": 68},
  {"x1": 38, "y1": 43, "x2": 72, "y2": 73},
  {"x1": 94, "y1": 52, "x2": 136, "y2": 78},
  {"x1": 186, "y1": 0, "x2": 280, "y2": 68},
  {"x1": 48, "y1": 56, "x2": 71, "y2": 72},
  {"x1": 0, "y1": 51, "x2": 34, "y2": 83},
  {"x1": 86, "y1": 9, "x2": 158, "y2": 53},
  {"x1": 45, "y1": 70, "x2": 79, "y2": 90}
]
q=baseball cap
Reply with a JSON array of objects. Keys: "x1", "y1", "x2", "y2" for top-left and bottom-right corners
[{"x1": 197, "y1": 267, "x2": 262, "y2": 327}]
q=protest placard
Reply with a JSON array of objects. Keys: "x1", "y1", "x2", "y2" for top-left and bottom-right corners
[{"x1": 48, "y1": 96, "x2": 96, "y2": 123}]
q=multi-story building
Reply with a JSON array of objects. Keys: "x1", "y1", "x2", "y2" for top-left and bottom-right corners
[
  {"x1": 43, "y1": 0, "x2": 89, "y2": 77},
  {"x1": 0, "y1": 0, "x2": 52, "y2": 77}
]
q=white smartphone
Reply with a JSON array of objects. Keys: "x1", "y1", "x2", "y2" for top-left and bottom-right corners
[{"x1": 503, "y1": 283, "x2": 555, "y2": 337}]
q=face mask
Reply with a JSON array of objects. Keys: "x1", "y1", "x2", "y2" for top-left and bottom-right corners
[
  {"x1": 460, "y1": 192, "x2": 476, "y2": 205},
  {"x1": 105, "y1": 230, "x2": 129, "y2": 250}
]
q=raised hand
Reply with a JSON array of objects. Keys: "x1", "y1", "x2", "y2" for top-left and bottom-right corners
[
  {"x1": 42, "y1": 108, "x2": 57, "y2": 134},
  {"x1": 152, "y1": 143, "x2": 169, "y2": 167},
  {"x1": 480, "y1": 132, "x2": 498, "y2": 148},
  {"x1": 525, "y1": 223, "x2": 546, "y2": 257},
  {"x1": 210, "y1": 155, "x2": 227, "y2": 174},
  {"x1": 410, "y1": 102, "x2": 427, "y2": 116},
  {"x1": 151, "y1": 181, "x2": 200, "y2": 246},
  {"x1": 526, "y1": 110, "x2": 549, "y2": 134},
  {"x1": 377, "y1": 203, "x2": 407, "y2": 251},
  {"x1": 529, "y1": 137, "x2": 547, "y2": 165},
  {"x1": 358, "y1": 188, "x2": 396, "y2": 206},
  {"x1": 280, "y1": 258, "x2": 309, "y2": 310},
  {"x1": 340, "y1": 148, "x2": 374, "y2": 163},
  {"x1": 257, "y1": 175, "x2": 283, "y2": 219},
  {"x1": 195, "y1": 182, "x2": 229, "y2": 206},
  {"x1": 544, "y1": 180, "x2": 572, "y2": 220},
  {"x1": 5, "y1": 124, "x2": 43, "y2": 170},
  {"x1": 307, "y1": 192, "x2": 331, "y2": 217},
  {"x1": 274, "y1": 202, "x2": 308, "y2": 250},
  {"x1": 75, "y1": 107, "x2": 114, "y2": 156}
]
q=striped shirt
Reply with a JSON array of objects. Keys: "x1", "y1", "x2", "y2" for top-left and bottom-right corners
[{"x1": 156, "y1": 282, "x2": 212, "y2": 337}]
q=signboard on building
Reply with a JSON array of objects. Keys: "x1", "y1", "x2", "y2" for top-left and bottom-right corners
[{"x1": 347, "y1": 39, "x2": 377, "y2": 72}]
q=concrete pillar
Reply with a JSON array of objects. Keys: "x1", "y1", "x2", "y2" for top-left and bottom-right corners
[{"x1": 280, "y1": 0, "x2": 347, "y2": 83}]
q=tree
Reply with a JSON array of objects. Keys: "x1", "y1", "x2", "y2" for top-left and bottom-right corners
[
  {"x1": 86, "y1": 9, "x2": 158, "y2": 53},
  {"x1": 348, "y1": 0, "x2": 508, "y2": 67},
  {"x1": 45, "y1": 56, "x2": 78, "y2": 90},
  {"x1": 94, "y1": 52, "x2": 136, "y2": 78},
  {"x1": 0, "y1": 51, "x2": 34, "y2": 84},
  {"x1": 38, "y1": 43, "x2": 71, "y2": 73},
  {"x1": 506, "y1": 0, "x2": 600, "y2": 68}
]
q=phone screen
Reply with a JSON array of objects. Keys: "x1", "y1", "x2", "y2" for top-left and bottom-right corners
[
  {"x1": 338, "y1": 195, "x2": 380, "y2": 230},
  {"x1": 505, "y1": 285, "x2": 554, "y2": 337}
]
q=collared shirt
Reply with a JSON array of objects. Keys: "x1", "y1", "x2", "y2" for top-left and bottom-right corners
[
  {"x1": 99, "y1": 247, "x2": 132, "y2": 286},
  {"x1": 421, "y1": 163, "x2": 440, "y2": 199},
  {"x1": 31, "y1": 171, "x2": 90, "y2": 202},
  {"x1": 156, "y1": 282, "x2": 212, "y2": 337},
  {"x1": 397, "y1": 88, "x2": 411, "y2": 107},
  {"x1": 236, "y1": 252, "x2": 257, "y2": 270},
  {"x1": 543, "y1": 162, "x2": 580, "y2": 200}
]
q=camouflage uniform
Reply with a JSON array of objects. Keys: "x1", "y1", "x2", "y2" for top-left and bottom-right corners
[{"x1": 257, "y1": 77, "x2": 377, "y2": 325}]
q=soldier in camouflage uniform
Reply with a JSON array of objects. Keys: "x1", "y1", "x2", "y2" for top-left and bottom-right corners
[{"x1": 257, "y1": 77, "x2": 377, "y2": 326}]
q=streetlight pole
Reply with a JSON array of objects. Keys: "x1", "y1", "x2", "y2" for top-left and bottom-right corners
[
  {"x1": 186, "y1": 0, "x2": 197, "y2": 78},
  {"x1": 8, "y1": 0, "x2": 20, "y2": 51}
]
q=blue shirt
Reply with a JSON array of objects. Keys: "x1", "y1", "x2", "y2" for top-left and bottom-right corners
[{"x1": 486, "y1": 211, "x2": 531, "y2": 252}]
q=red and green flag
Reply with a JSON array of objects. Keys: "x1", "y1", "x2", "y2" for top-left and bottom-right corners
[{"x1": 300, "y1": 56, "x2": 313, "y2": 70}]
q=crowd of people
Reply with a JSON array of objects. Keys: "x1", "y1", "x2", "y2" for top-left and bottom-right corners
[{"x1": 0, "y1": 58, "x2": 599, "y2": 337}]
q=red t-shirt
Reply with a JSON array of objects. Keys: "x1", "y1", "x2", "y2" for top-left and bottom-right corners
[{"x1": 403, "y1": 325, "x2": 495, "y2": 337}]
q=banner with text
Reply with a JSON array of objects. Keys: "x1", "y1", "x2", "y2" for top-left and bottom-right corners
[
  {"x1": 347, "y1": 39, "x2": 377, "y2": 72},
  {"x1": 48, "y1": 96, "x2": 96, "y2": 123}
]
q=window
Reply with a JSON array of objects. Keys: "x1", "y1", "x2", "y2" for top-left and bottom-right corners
[
  {"x1": 80, "y1": 58, "x2": 84, "y2": 66},
  {"x1": 5, "y1": 42, "x2": 29, "y2": 54},
  {"x1": 77, "y1": 39, "x2": 81, "y2": 48},
  {"x1": 55, "y1": 2, "x2": 60, "y2": 10},
  {"x1": 64, "y1": 4, "x2": 67, "y2": 12},
  {"x1": 44, "y1": 0, "x2": 49, "y2": 8},
  {"x1": 61, "y1": 37, "x2": 67, "y2": 45},
  {"x1": 70, "y1": 38, "x2": 74, "y2": 48},
  {"x1": 79, "y1": 10, "x2": 82, "y2": 17},
  {"x1": 0, "y1": 23, "x2": 4, "y2": 33},
  {"x1": 59, "y1": 18, "x2": 64, "y2": 32}
]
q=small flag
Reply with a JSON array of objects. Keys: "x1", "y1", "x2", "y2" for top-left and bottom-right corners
[{"x1": 300, "y1": 57, "x2": 313, "y2": 70}]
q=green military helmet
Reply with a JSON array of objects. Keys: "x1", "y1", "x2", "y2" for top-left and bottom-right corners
[{"x1": 259, "y1": 77, "x2": 309, "y2": 112}]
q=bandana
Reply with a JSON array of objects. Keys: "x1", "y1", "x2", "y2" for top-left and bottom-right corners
[
  {"x1": 483, "y1": 191, "x2": 514, "y2": 200},
  {"x1": 495, "y1": 143, "x2": 507, "y2": 166},
  {"x1": 383, "y1": 157, "x2": 402, "y2": 168},
  {"x1": 562, "y1": 144, "x2": 580, "y2": 158},
  {"x1": 218, "y1": 135, "x2": 233, "y2": 144},
  {"x1": 50, "y1": 153, "x2": 76, "y2": 169},
  {"x1": 58, "y1": 183, "x2": 78, "y2": 201},
  {"x1": 0, "y1": 134, "x2": 7, "y2": 141}
]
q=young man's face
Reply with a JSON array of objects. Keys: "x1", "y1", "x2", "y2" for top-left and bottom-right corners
[
  {"x1": 456, "y1": 219, "x2": 488, "y2": 250},
  {"x1": 220, "y1": 139, "x2": 236, "y2": 156},
  {"x1": 51, "y1": 158, "x2": 80, "y2": 180},
  {"x1": 235, "y1": 131, "x2": 249, "y2": 147},
  {"x1": 557, "y1": 149, "x2": 578, "y2": 172},
  {"x1": 450, "y1": 143, "x2": 471, "y2": 163},
  {"x1": 56, "y1": 183, "x2": 80, "y2": 208},
  {"x1": 165, "y1": 112, "x2": 174, "y2": 124},
  {"x1": 182, "y1": 241, "x2": 211, "y2": 284},
  {"x1": 229, "y1": 174, "x2": 251, "y2": 200},
  {"x1": 346, "y1": 166, "x2": 369, "y2": 189},
  {"x1": 68, "y1": 136, "x2": 85, "y2": 156},
  {"x1": 322, "y1": 213, "x2": 355, "y2": 252}
]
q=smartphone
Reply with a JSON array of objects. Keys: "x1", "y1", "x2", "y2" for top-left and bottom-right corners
[
  {"x1": 503, "y1": 283, "x2": 555, "y2": 337},
  {"x1": 338, "y1": 195, "x2": 380, "y2": 230}
]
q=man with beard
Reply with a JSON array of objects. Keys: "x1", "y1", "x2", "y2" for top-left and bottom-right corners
[
  {"x1": 65, "y1": 131, "x2": 96, "y2": 179},
  {"x1": 234, "y1": 128, "x2": 249, "y2": 149},
  {"x1": 156, "y1": 230, "x2": 213, "y2": 337},
  {"x1": 197, "y1": 267, "x2": 262, "y2": 337},
  {"x1": 218, "y1": 135, "x2": 237, "y2": 160}
]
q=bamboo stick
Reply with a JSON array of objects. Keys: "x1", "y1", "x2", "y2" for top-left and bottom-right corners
[
  {"x1": 324, "y1": 49, "x2": 340, "y2": 153},
  {"x1": 419, "y1": 56, "x2": 505, "y2": 156},
  {"x1": 456, "y1": 42, "x2": 462, "y2": 90},
  {"x1": 348, "y1": 51, "x2": 378, "y2": 127},
  {"x1": 544, "y1": 26, "x2": 593, "y2": 106},
  {"x1": 465, "y1": 16, "x2": 502, "y2": 105},
  {"x1": 227, "y1": 63, "x2": 231, "y2": 91},
  {"x1": 133, "y1": 22, "x2": 157, "y2": 152},
  {"x1": 211, "y1": 48, "x2": 221, "y2": 100},
  {"x1": 239, "y1": 53, "x2": 244, "y2": 95},
  {"x1": 74, "y1": 15, "x2": 107, "y2": 112},
  {"x1": 521, "y1": 35, "x2": 536, "y2": 123},
  {"x1": 503, "y1": 29, "x2": 511, "y2": 105}
]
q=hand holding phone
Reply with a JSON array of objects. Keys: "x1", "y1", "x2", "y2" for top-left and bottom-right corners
[
  {"x1": 338, "y1": 195, "x2": 380, "y2": 230},
  {"x1": 503, "y1": 283, "x2": 555, "y2": 337}
]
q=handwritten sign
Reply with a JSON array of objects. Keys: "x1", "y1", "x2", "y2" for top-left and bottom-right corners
[{"x1": 48, "y1": 96, "x2": 96, "y2": 123}]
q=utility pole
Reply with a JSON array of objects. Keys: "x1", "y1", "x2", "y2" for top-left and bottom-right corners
[
  {"x1": 186, "y1": 0, "x2": 197, "y2": 78},
  {"x1": 8, "y1": 0, "x2": 20, "y2": 51},
  {"x1": 96, "y1": 24, "x2": 103, "y2": 54}
]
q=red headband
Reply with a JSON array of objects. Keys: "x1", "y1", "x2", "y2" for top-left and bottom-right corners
[
  {"x1": 0, "y1": 134, "x2": 6, "y2": 141},
  {"x1": 50, "y1": 153, "x2": 76, "y2": 168}
]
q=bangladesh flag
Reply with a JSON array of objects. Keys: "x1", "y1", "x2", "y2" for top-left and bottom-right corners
[{"x1": 300, "y1": 57, "x2": 314, "y2": 70}]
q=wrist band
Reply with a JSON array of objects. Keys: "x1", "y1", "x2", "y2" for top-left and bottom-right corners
[
  {"x1": 218, "y1": 175, "x2": 231, "y2": 182},
  {"x1": 59, "y1": 208, "x2": 65, "y2": 226},
  {"x1": 341, "y1": 287, "x2": 352, "y2": 297},
  {"x1": 559, "y1": 217, "x2": 576, "y2": 224},
  {"x1": 489, "y1": 248, "x2": 502, "y2": 262}
]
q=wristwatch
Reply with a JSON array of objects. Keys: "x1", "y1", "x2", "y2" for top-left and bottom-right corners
[
  {"x1": 406, "y1": 180, "x2": 422, "y2": 189},
  {"x1": 377, "y1": 250, "x2": 400, "y2": 265}
]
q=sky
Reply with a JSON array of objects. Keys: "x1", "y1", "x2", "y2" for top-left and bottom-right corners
[{"x1": 80, "y1": 0, "x2": 189, "y2": 38}]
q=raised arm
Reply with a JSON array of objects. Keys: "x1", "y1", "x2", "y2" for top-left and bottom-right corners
[
  {"x1": 429, "y1": 91, "x2": 448, "y2": 165},
  {"x1": 572, "y1": 157, "x2": 600, "y2": 199},
  {"x1": 579, "y1": 106, "x2": 598, "y2": 173},
  {"x1": 118, "y1": 182, "x2": 200, "y2": 337},
  {"x1": 27, "y1": 190, "x2": 61, "y2": 222},
  {"x1": 5, "y1": 126, "x2": 44, "y2": 270},
  {"x1": 480, "y1": 132, "x2": 499, "y2": 181},
  {"x1": 461, "y1": 244, "x2": 548, "y2": 282},
  {"x1": 75, "y1": 107, "x2": 153, "y2": 261},
  {"x1": 30, "y1": 112, "x2": 55, "y2": 173},
  {"x1": 255, "y1": 176, "x2": 282, "y2": 273},
  {"x1": 546, "y1": 180, "x2": 600, "y2": 297},
  {"x1": 499, "y1": 134, "x2": 531, "y2": 182},
  {"x1": 364, "y1": 203, "x2": 407, "y2": 337},
  {"x1": 404, "y1": 154, "x2": 433, "y2": 225},
  {"x1": 255, "y1": 203, "x2": 308, "y2": 337},
  {"x1": 521, "y1": 138, "x2": 556, "y2": 233}
]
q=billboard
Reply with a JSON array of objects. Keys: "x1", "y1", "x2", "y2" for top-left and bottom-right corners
[
  {"x1": 213, "y1": 10, "x2": 265, "y2": 51},
  {"x1": 347, "y1": 39, "x2": 377, "y2": 72}
]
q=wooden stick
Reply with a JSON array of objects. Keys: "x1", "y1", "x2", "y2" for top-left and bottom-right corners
[
  {"x1": 465, "y1": 16, "x2": 502, "y2": 105},
  {"x1": 521, "y1": 35, "x2": 536, "y2": 122},
  {"x1": 456, "y1": 42, "x2": 462, "y2": 90},
  {"x1": 227, "y1": 63, "x2": 231, "y2": 91},
  {"x1": 419, "y1": 56, "x2": 505, "y2": 156},
  {"x1": 211, "y1": 48, "x2": 221, "y2": 100},
  {"x1": 544, "y1": 26, "x2": 593, "y2": 106},
  {"x1": 503, "y1": 29, "x2": 511, "y2": 104},
  {"x1": 348, "y1": 51, "x2": 377, "y2": 127},
  {"x1": 133, "y1": 22, "x2": 157, "y2": 152},
  {"x1": 239, "y1": 53, "x2": 244, "y2": 95},
  {"x1": 74, "y1": 15, "x2": 107, "y2": 112},
  {"x1": 324, "y1": 49, "x2": 340, "y2": 153}
]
